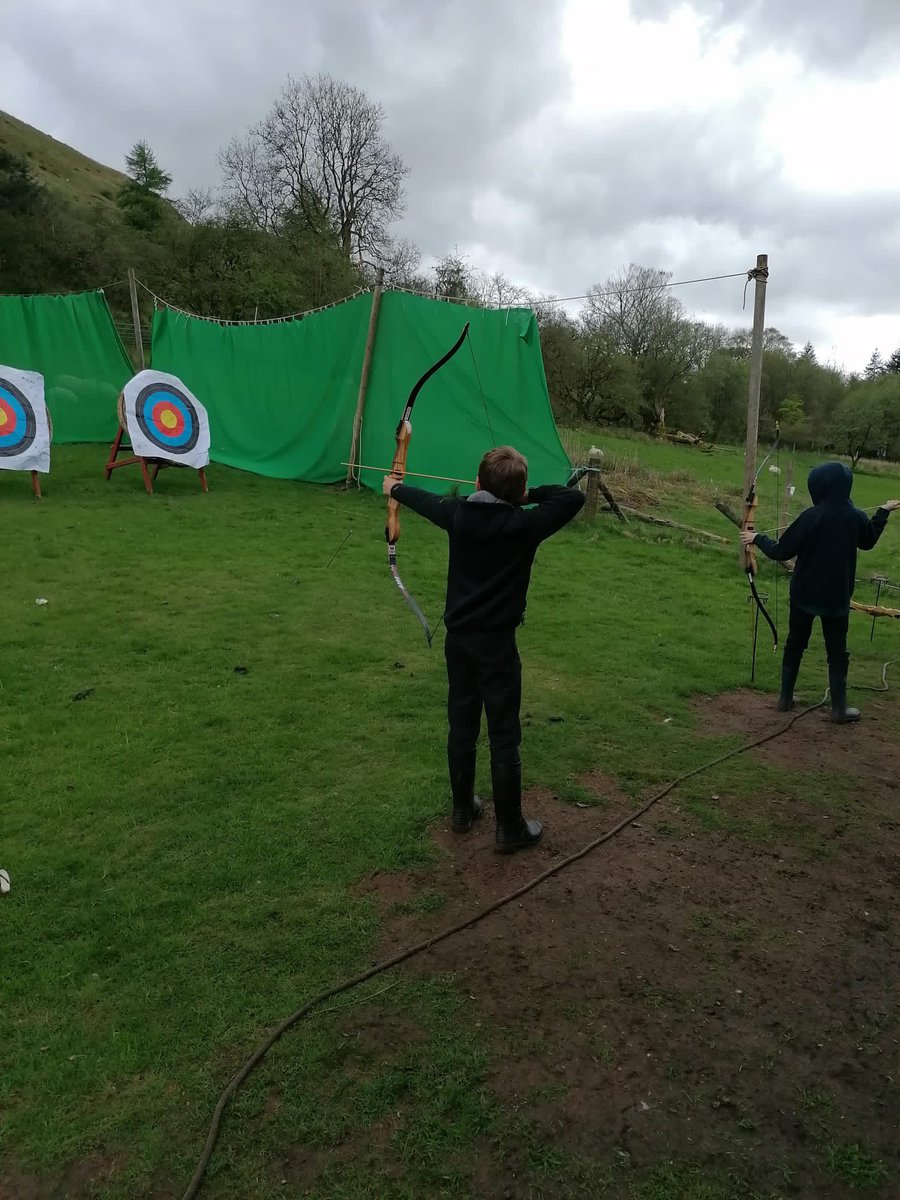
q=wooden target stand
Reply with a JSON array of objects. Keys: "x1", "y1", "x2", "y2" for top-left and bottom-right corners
[
  {"x1": 28, "y1": 409, "x2": 51, "y2": 499},
  {"x1": 104, "y1": 394, "x2": 208, "y2": 494}
]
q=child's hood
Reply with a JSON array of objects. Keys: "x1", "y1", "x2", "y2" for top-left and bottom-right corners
[
  {"x1": 455, "y1": 490, "x2": 519, "y2": 540},
  {"x1": 808, "y1": 461, "x2": 853, "y2": 505}
]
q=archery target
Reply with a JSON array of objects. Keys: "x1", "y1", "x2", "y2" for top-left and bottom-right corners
[
  {"x1": 0, "y1": 365, "x2": 50, "y2": 474},
  {"x1": 122, "y1": 370, "x2": 210, "y2": 469}
]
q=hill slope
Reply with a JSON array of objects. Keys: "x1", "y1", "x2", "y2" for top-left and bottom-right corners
[{"x1": 0, "y1": 109, "x2": 126, "y2": 210}]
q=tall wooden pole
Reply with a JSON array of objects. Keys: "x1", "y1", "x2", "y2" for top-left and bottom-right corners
[
  {"x1": 743, "y1": 254, "x2": 768, "y2": 503},
  {"x1": 346, "y1": 267, "x2": 384, "y2": 485},
  {"x1": 128, "y1": 268, "x2": 145, "y2": 370}
]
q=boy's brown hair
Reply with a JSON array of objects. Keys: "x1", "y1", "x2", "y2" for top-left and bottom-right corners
[{"x1": 478, "y1": 446, "x2": 528, "y2": 504}]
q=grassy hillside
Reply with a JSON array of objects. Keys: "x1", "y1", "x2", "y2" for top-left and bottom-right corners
[{"x1": 0, "y1": 109, "x2": 126, "y2": 211}]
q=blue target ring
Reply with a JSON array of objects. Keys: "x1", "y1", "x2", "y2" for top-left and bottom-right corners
[
  {"x1": 134, "y1": 383, "x2": 200, "y2": 454},
  {"x1": 0, "y1": 379, "x2": 37, "y2": 457}
]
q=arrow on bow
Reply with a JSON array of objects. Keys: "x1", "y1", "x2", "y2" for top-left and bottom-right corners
[
  {"x1": 386, "y1": 322, "x2": 471, "y2": 643},
  {"x1": 742, "y1": 426, "x2": 780, "y2": 657}
]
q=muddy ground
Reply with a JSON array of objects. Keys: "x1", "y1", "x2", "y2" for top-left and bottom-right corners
[{"x1": 344, "y1": 691, "x2": 899, "y2": 1198}]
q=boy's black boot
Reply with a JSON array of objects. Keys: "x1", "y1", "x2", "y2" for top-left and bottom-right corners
[
  {"x1": 449, "y1": 747, "x2": 484, "y2": 833},
  {"x1": 829, "y1": 653, "x2": 860, "y2": 723},
  {"x1": 492, "y1": 757, "x2": 542, "y2": 854},
  {"x1": 777, "y1": 659, "x2": 802, "y2": 711}
]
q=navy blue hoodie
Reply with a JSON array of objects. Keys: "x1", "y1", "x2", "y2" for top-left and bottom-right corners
[
  {"x1": 754, "y1": 462, "x2": 889, "y2": 616},
  {"x1": 389, "y1": 483, "x2": 585, "y2": 633}
]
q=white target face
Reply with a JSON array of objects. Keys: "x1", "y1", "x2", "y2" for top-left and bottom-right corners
[
  {"x1": 122, "y1": 370, "x2": 210, "y2": 469},
  {"x1": 0, "y1": 365, "x2": 50, "y2": 474}
]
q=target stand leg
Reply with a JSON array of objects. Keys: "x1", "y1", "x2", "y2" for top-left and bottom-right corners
[
  {"x1": 104, "y1": 426, "x2": 154, "y2": 494},
  {"x1": 31, "y1": 471, "x2": 42, "y2": 499},
  {"x1": 150, "y1": 460, "x2": 209, "y2": 493}
]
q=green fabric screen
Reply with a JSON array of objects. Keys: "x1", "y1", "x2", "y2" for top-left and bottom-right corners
[
  {"x1": 0, "y1": 290, "x2": 133, "y2": 442},
  {"x1": 150, "y1": 295, "x2": 371, "y2": 482},
  {"x1": 150, "y1": 289, "x2": 569, "y2": 490},
  {"x1": 358, "y1": 292, "x2": 570, "y2": 491}
]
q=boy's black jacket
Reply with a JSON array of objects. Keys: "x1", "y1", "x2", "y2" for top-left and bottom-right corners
[
  {"x1": 754, "y1": 462, "x2": 889, "y2": 616},
  {"x1": 390, "y1": 483, "x2": 585, "y2": 633}
]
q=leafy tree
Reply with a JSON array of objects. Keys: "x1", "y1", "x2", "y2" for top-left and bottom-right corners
[
  {"x1": 117, "y1": 141, "x2": 173, "y2": 231},
  {"x1": 832, "y1": 383, "x2": 890, "y2": 467},
  {"x1": 695, "y1": 352, "x2": 749, "y2": 441},
  {"x1": 432, "y1": 252, "x2": 474, "y2": 302},
  {"x1": 727, "y1": 326, "x2": 796, "y2": 359},
  {"x1": 125, "y1": 141, "x2": 172, "y2": 193},
  {"x1": 0, "y1": 148, "x2": 43, "y2": 215},
  {"x1": 583, "y1": 264, "x2": 700, "y2": 431},
  {"x1": 778, "y1": 393, "x2": 806, "y2": 443}
]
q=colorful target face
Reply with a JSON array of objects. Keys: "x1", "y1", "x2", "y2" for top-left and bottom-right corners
[
  {"x1": 135, "y1": 382, "x2": 200, "y2": 454},
  {"x1": 122, "y1": 370, "x2": 210, "y2": 469},
  {"x1": 0, "y1": 378, "x2": 37, "y2": 457},
  {"x1": 0, "y1": 366, "x2": 50, "y2": 474}
]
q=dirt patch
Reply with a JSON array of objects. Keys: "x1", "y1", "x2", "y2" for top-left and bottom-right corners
[
  {"x1": 0, "y1": 1155, "x2": 122, "y2": 1200},
  {"x1": 333, "y1": 696, "x2": 900, "y2": 1197},
  {"x1": 693, "y1": 686, "x2": 900, "y2": 785}
]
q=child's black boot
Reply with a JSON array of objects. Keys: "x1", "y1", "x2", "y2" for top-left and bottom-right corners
[
  {"x1": 777, "y1": 658, "x2": 802, "y2": 711},
  {"x1": 449, "y1": 746, "x2": 484, "y2": 833},
  {"x1": 492, "y1": 756, "x2": 542, "y2": 854},
  {"x1": 829, "y1": 653, "x2": 860, "y2": 723}
]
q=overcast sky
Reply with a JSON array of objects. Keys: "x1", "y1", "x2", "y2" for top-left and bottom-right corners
[{"x1": 3, "y1": 0, "x2": 899, "y2": 372}]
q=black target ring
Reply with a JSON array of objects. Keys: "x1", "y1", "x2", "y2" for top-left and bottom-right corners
[
  {"x1": 0, "y1": 377, "x2": 38, "y2": 458},
  {"x1": 134, "y1": 381, "x2": 200, "y2": 455}
]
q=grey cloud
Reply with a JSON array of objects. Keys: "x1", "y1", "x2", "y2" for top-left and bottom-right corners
[
  {"x1": 631, "y1": 0, "x2": 900, "y2": 74},
  {"x1": 1, "y1": 0, "x2": 568, "y2": 194},
  {"x1": 1, "y1": 0, "x2": 898, "y2": 367}
]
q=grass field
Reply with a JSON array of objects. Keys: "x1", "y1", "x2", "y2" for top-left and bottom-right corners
[{"x1": 2, "y1": 437, "x2": 898, "y2": 1200}]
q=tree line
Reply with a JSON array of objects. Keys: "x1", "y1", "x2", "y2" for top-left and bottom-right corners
[{"x1": 1, "y1": 73, "x2": 898, "y2": 461}]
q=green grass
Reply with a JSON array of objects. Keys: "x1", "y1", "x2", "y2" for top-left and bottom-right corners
[
  {"x1": 0, "y1": 109, "x2": 127, "y2": 212},
  {"x1": 826, "y1": 1143, "x2": 889, "y2": 1189},
  {"x1": 2, "y1": 437, "x2": 899, "y2": 1197},
  {"x1": 560, "y1": 424, "x2": 900, "y2": 589}
]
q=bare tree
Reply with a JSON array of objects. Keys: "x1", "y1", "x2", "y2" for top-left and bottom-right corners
[
  {"x1": 472, "y1": 270, "x2": 533, "y2": 309},
  {"x1": 378, "y1": 237, "x2": 424, "y2": 289},
  {"x1": 219, "y1": 74, "x2": 408, "y2": 260},
  {"x1": 174, "y1": 187, "x2": 216, "y2": 225}
]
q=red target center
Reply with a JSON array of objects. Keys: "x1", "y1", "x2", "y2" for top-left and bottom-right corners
[
  {"x1": 151, "y1": 401, "x2": 185, "y2": 438},
  {"x1": 0, "y1": 398, "x2": 15, "y2": 429}
]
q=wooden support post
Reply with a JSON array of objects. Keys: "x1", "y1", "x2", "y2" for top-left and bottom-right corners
[
  {"x1": 741, "y1": 253, "x2": 768, "y2": 559},
  {"x1": 597, "y1": 475, "x2": 628, "y2": 523},
  {"x1": 128, "y1": 268, "x2": 145, "y2": 370},
  {"x1": 583, "y1": 446, "x2": 603, "y2": 519},
  {"x1": 346, "y1": 267, "x2": 384, "y2": 484}
]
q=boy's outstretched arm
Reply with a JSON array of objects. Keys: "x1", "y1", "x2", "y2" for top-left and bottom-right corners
[
  {"x1": 858, "y1": 499, "x2": 900, "y2": 550},
  {"x1": 743, "y1": 510, "x2": 810, "y2": 561},
  {"x1": 383, "y1": 475, "x2": 455, "y2": 531},
  {"x1": 522, "y1": 483, "x2": 586, "y2": 540}
]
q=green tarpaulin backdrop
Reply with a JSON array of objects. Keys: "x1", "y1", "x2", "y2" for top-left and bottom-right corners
[
  {"x1": 151, "y1": 290, "x2": 569, "y2": 490},
  {"x1": 0, "y1": 291, "x2": 132, "y2": 442},
  {"x1": 151, "y1": 295, "x2": 370, "y2": 483}
]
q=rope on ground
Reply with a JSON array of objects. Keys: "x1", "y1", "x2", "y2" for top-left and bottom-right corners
[{"x1": 180, "y1": 668, "x2": 894, "y2": 1200}]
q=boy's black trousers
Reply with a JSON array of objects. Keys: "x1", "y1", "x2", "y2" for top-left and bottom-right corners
[
  {"x1": 784, "y1": 604, "x2": 849, "y2": 668},
  {"x1": 444, "y1": 629, "x2": 522, "y2": 765}
]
